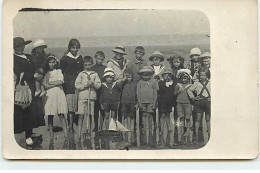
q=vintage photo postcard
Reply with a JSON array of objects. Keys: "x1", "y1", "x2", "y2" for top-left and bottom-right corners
[{"x1": 2, "y1": 0, "x2": 259, "y2": 159}]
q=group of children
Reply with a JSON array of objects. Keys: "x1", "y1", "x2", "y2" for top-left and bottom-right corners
[{"x1": 15, "y1": 37, "x2": 211, "y2": 148}]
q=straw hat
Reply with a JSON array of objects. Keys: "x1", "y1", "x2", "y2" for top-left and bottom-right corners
[
  {"x1": 103, "y1": 68, "x2": 115, "y2": 78},
  {"x1": 33, "y1": 39, "x2": 47, "y2": 49},
  {"x1": 190, "y1": 48, "x2": 201, "y2": 56},
  {"x1": 137, "y1": 66, "x2": 155, "y2": 75},
  {"x1": 112, "y1": 45, "x2": 127, "y2": 55},
  {"x1": 162, "y1": 68, "x2": 174, "y2": 76},
  {"x1": 149, "y1": 51, "x2": 164, "y2": 62},
  {"x1": 13, "y1": 37, "x2": 32, "y2": 49},
  {"x1": 176, "y1": 69, "x2": 192, "y2": 79},
  {"x1": 200, "y1": 52, "x2": 211, "y2": 59}
]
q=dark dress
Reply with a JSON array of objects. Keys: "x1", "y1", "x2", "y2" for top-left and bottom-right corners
[{"x1": 13, "y1": 54, "x2": 45, "y2": 134}]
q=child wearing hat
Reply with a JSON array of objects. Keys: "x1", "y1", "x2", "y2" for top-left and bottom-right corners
[
  {"x1": 174, "y1": 69, "x2": 193, "y2": 144},
  {"x1": 74, "y1": 56, "x2": 101, "y2": 141},
  {"x1": 149, "y1": 51, "x2": 165, "y2": 81},
  {"x1": 121, "y1": 68, "x2": 137, "y2": 143},
  {"x1": 158, "y1": 68, "x2": 177, "y2": 146},
  {"x1": 126, "y1": 46, "x2": 147, "y2": 82},
  {"x1": 200, "y1": 52, "x2": 211, "y2": 74},
  {"x1": 188, "y1": 66, "x2": 211, "y2": 142},
  {"x1": 99, "y1": 68, "x2": 127, "y2": 130},
  {"x1": 136, "y1": 66, "x2": 158, "y2": 145},
  {"x1": 107, "y1": 45, "x2": 129, "y2": 81},
  {"x1": 31, "y1": 39, "x2": 48, "y2": 97},
  {"x1": 187, "y1": 48, "x2": 202, "y2": 83}
]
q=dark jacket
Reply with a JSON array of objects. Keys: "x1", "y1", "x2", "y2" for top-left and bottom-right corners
[
  {"x1": 158, "y1": 80, "x2": 177, "y2": 106},
  {"x1": 99, "y1": 81, "x2": 123, "y2": 104}
]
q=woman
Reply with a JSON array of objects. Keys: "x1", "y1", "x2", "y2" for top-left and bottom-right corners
[{"x1": 13, "y1": 37, "x2": 45, "y2": 146}]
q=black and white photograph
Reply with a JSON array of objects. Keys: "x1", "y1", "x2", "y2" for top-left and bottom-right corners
[{"x1": 12, "y1": 9, "x2": 211, "y2": 150}]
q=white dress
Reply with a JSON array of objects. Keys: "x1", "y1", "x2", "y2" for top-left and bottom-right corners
[{"x1": 44, "y1": 69, "x2": 68, "y2": 116}]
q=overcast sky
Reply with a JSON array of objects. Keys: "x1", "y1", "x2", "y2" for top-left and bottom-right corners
[{"x1": 13, "y1": 10, "x2": 209, "y2": 38}]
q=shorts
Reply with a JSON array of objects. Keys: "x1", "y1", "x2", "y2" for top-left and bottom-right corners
[
  {"x1": 140, "y1": 103, "x2": 154, "y2": 113},
  {"x1": 193, "y1": 99, "x2": 211, "y2": 114},
  {"x1": 121, "y1": 103, "x2": 136, "y2": 117},
  {"x1": 103, "y1": 102, "x2": 119, "y2": 111},
  {"x1": 176, "y1": 103, "x2": 192, "y2": 119},
  {"x1": 66, "y1": 94, "x2": 77, "y2": 112},
  {"x1": 158, "y1": 102, "x2": 173, "y2": 113},
  {"x1": 76, "y1": 100, "x2": 95, "y2": 115}
]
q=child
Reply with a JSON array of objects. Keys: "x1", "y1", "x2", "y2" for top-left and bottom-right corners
[
  {"x1": 158, "y1": 68, "x2": 177, "y2": 146},
  {"x1": 31, "y1": 39, "x2": 48, "y2": 97},
  {"x1": 200, "y1": 52, "x2": 211, "y2": 73},
  {"x1": 75, "y1": 56, "x2": 101, "y2": 141},
  {"x1": 107, "y1": 45, "x2": 129, "y2": 81},
  {"x1": 43, "y1": 54, "x2": 68, "y2": 143},
  {"x1": 91, "y1": 51, "x2": 107, "y2": 131},
  {"x1": 121, "y1": 68, "x2": 137, "y2": 143},
  {"x1": 167, "y1": 52, "x2": 185, "y2": 79},
  {"x1": 149, "y1": 51, "x2": 165, "y2": 81},
  {"x1": 136, "y1": 66, "x2": 158, "y2": 145},
  {"x1": 187, "y1": 48, "x2": 202, "y2": 83},
  {"x1": 188, "y1": 66, "x2": 211, "y2": 142},
  {"x1": 126, "y1": 46, "x2": 147, "y2": 82},
  {"x1": 60, "y1": 39, "x2": 84, "y2": 132},
  {"x1": 174, "y1": 69, "x2": 193, "y2": 144},
  {"x1": 99, "y1": 68, "x2": 126, "y2": 130}
]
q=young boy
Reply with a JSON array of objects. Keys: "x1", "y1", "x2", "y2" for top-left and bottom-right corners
[
  {"x1": 31, "y1": 39, "x2": 48, "y2": 97},
  {"x1": 149, "y1": 51, "x2": 165, "y2": 81},
  {"x1": 137, "y1": 66, "x2": 158, "y2": 145},
  {"x1": 75, "y1": 56, "x2": 101, "y2": 141},
  {"x1": 99, "y1": 68, "x2": 126, "y2": 130},
  {"x1": 187, "y1": 48, "x2": 201, "y2": 83},
  {"x1": 187, "y1": 66, "x2": 211, "y2": 142},
  {"x1": 158, "y1": 68, "x2": 177, "y2": 146},
  {"x1": 92, "y1": 51, "x2": 107, "y2": 131},
  {"x1": 121, "y1": 68, "x2": 137, "y2": 143},
  {"x1": 107, "y1": 45, "x2": 129, "y2": 81},
  {"x1": 174, "y1": 69, "x2": 193, "y2": 144},
  {"x1": 126, "y1": 46, "x2": 147, "y2": 82},
  {"x1": 200, "y1": 52, "x2": 211, "y2": 73}
]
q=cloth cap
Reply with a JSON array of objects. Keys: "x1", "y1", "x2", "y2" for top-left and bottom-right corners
[
  {"x1": 162, "y1": 68, "x2": 174, "y2": 76},
  {"x1": 13, "y1": 37, "x2": 32, "y2": 49}
]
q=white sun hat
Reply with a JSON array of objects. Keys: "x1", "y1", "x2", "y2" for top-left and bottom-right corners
[
  {"x1": 190, "y1": 48, "x2": 201, "y2": 56},
  {"x1": 33, "y1": 39, "x2": 47, "y2": 49},
  {"x1": 103, "y1": 68, "x2": 115, "y2": 78},
  {"x1": 176, "y1": 69, "x2": 192, "y2": 79},
  {"x1": 112, "y1": 45, "x2": 127, "y2": 55}
]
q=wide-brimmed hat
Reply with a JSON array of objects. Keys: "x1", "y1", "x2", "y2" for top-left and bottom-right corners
[
  {"x1": 149, "y1": 51, "x2": 164, "y2": 62},
  {"x1": 103, "y1": 68, "x2": 115, "y2": 78},
  {"x1": 190, "y1": 48, "x2": 201, "y2": 56},
  {"x1": 112, "y1": 45, "x2": 127, "y2": 55},
  {"x1": 200, "y1": 52, "x2": 211, "y2": 59},
  {"x1": 176, "y1": 69, "x2": 192, "y2": 79},
  {"x1": 162, "y1": 68, "x2": 174, "y2": 76},
  {"x1": 33, "y1": 39, "x2": 47, "y2": 49},
  {"x1": 13, "y1": 37, "x2": 32, "y2": 49},
  {"x1": 137, "y1": 66, "x2": 155, "y2": 75}
]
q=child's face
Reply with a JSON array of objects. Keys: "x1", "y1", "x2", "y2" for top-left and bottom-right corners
[
  {"x1": 181, "y1": 74, "x2": 190, "y2": 84},
  {"x1": 135, "y1": 50, "x2": 144, "y2": 61},
  {"x1": 125, "y1": 73, "x2": 133, "y2": 82},
  {"x1": 95, "y1": 55, "x2": 104, "y2": 65},
  {"x1": 35, "y1": 46, "x2": 45, "y2": 54},
  {"x1": 173, "y1": 59, "x2": 181, "y2": 68},
  {"x1": 70, "y1": 46, "x2": 79, "y2": 56},
  {"x1": 48, "y1": 59, "x2": 57, "y2": 70},
  {"x1": 141, "y1": 72, "x2": 151, "y2": 81},
  {"x1": 199, "y1": 71, "x2": 207, "y2": 81},
  {"x1": 105, "y1": 76, "x2": 113, "y2": 83},
  {"x1": 83, "y1": 61, "x2": 93, "y2": 71},
  {"x1": 14, "y1": 45, "x2": 25, "y2": 55},
  {"x1": 115, "y1": 52, "x2": 123, "y2": 60},
  {"x1": 152, "y1": 57, "x2": 161, "y2": 66},
  {"x1": 191, "y1": 54, "x2": 200, "y2": 62},
  {"x1": 163, "y1": 73, "x2": 172, "y2": 82},
  {"x1": 203, "y1": 57, "x2": 211, "y2": 68}
]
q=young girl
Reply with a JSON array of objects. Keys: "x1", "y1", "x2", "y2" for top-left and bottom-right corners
[
  {"x1": 99, "y1": 68, "x2": 125, "y2": 130},
  {"x1": 75, "y1": 56, "x2": 101, "y2": 141},
  {"x1": 43, "y1": 54, "x2": 68, "y2": 143},
  {"x1": 167, "y1": 52, "x2": 185, "y2": 79},
  {"x1": 149, "y1": 51, "x2": 165, "y2": 81},
  {"x1": 158, "y1": 68, "x2": 177, "y2": 146},
  {"x1": 137, "y1": 66, "x2": 158, "y2": 145},
  {"x1": 174, "y1": 69, "x2": 193, "y2": 144},
  {"x1": 188, "y1": 66, "x2": 211, "y2": 142},
  {"x1": 60, "y1": 39, "x2": 84, "y2": 132}
]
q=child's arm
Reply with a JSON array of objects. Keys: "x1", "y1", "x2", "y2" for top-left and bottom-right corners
[
  {"x1": 136, "y1": 82, "x2": 142, "y2": 108},
  {"x1": 174, "y1": 84, "x2": 182, "y2": 96},
  {"x1": 187, "y1": 83, "x2": 197, "y2": 101},
  {"x1": 43, "y1": 73, "x2": 57, "y2": 90},
  {"x1": 74, "y1": 73, "x2": 85, "y2": 91},
  {"x1": 152, "y1": 81, "x2": 159, "y2": 108},
  {"x1": 99, "y1": 85, "x2": 104, "y2": 110},
  {"x1": 93, "y1": 73, "x2": 101, "y2": 90}
]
